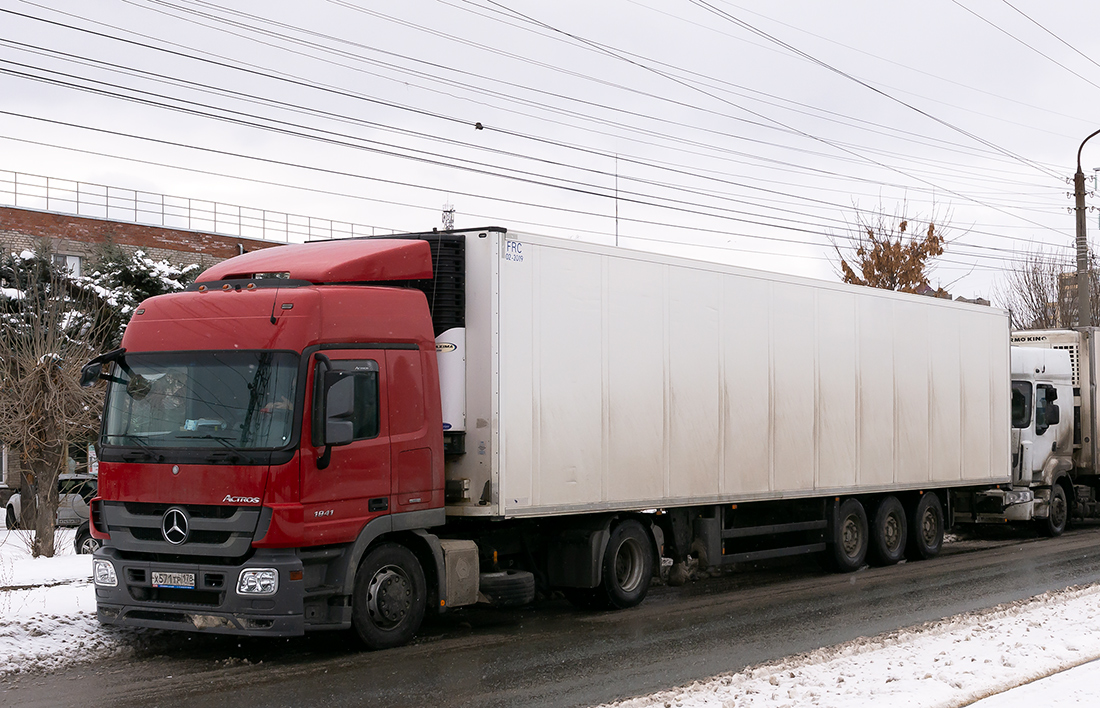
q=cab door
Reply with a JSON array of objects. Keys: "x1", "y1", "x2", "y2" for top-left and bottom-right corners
[
  {"x1": 1029, "y1": 383, "x2": 1063, "y2": 480},
  {"x1": 300, "y1": 351, "x2": 390, "y2": 545},
  {"x1": 386, "y1": 348, "x2": 440, "y2": 513}
]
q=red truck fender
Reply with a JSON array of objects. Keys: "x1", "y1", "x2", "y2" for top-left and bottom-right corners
[{"x1": 340, "y1": 510, "x2": 448, "y2": 609}]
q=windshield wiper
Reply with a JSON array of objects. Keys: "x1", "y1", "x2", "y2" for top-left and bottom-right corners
[
  {"x1": 178, "y1": 434, "x2": 240, "y2": 451},
  {"x1": 111, "y1": 434, "x2": 165, "y2": 463}
]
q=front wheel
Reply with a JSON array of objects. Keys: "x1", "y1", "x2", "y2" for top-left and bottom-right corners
[
  {"x1": 598, "y1": 519, "x2": 654, "y2": 609},
  {"x1": 351, "y1": 543, "x2": 427, "y2": 650},
  {"x1": 1038, "y1": 483, "x2": 1069, "y2": 537}
]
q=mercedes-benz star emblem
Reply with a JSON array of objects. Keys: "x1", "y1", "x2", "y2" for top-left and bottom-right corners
[{"x1": 161, "y1": 507, "x2": 190, "y2": 545}]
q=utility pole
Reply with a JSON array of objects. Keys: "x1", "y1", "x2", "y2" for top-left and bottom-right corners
[{"x1": 1074, "y1": 130, "x2": 1100, "y2": 328}]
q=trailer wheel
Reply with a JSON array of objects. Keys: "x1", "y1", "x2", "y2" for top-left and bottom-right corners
[
  {"x1": 598, "y1": 519, "x2": 654, "y2": 609},
  {"x1": 868, "y1": 496, "x2": 907, "y2": 566},
  {"x1": 351, "y1": 543, "x2": 426, "y2": 650},
  {"x1": 906, "y1": 492, "x2": 944, "y2": 561},
  {"x1": 828, "y1": 498, "x2": 868, "y2": 572},
  {"x1": 1038, "y1": 483, "x2": 1069, "y2": 537}
]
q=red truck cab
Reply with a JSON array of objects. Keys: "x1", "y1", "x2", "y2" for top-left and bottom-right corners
[{"x1": 84, "y1": 238, "x2": 447, "y2": 647}]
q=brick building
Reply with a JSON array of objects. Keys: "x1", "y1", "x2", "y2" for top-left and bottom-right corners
[
  {"x1": 1, "y1": 205, "x2": 283, "y2": 496},
  {"x1": 0, "y1": 204, "x2": 281, "y2": 277}
]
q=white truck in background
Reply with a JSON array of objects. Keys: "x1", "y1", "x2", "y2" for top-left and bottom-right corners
[{"x1": 970, "y1": 329, "x2": 1100, "y2": 535}]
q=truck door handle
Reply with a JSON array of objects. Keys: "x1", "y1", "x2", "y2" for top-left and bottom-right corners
[{"x1": 368, "y1": 497, "x2": 388, "y2": 512}]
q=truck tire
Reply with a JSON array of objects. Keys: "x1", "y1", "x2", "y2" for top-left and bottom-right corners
[
  {"x1": 828, "y1": 498, "x2": 869, "y2": 572},
  {"x1": 351, "y1": 543, "x2": 427, "y2": 650},
  {"x1": 598, "y1": 519, "x2": 654, "y2": 609},
  {"x1": 5, "y1": 505, "x2": 18, "y2": 530},
  {"x1": 906, "y1": 492, "x2": 944, "y2": 561},
  {"x1": 868, "y1": 496, "x2": 907, "y2": 566},
  {"x1": 74, "y1": 524, "x2": 101, "y2": 555},
  {"x1": 1038, "y1": 483, "x2": 1069, "y2": 537},
  {"x1": 479, "y1": 570, "x2": 536, "y2": 607}
]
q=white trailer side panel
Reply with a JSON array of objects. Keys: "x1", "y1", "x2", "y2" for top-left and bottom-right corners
[{"x1": 445, "y1": 229, "x2": 1010, "y2": 518}]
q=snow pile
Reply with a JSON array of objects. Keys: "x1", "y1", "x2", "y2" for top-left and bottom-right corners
[
  {"x1": 605, "y1": 585, "x2": 1100, "y2": 708},
  {"x1": 0, "y1": 528, "x2": 131, "y2": 676}
]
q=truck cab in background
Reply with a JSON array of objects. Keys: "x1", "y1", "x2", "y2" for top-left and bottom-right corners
[
  {"x1": 954, "y1": 329, "x2": 1100, "y2": 535},
  {"x1": 1008, "y1": 329, "x2": 1100, "y2": 526}
]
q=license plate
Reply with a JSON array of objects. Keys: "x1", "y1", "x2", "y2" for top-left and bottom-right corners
[{"x1": 151, "y1": 571, "x2": 195, "y2": 589}]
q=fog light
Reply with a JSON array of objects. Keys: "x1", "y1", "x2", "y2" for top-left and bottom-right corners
[
  {"x1": 93, "y1": 559, "x2": 117, "y2": 587},
  {"x1": 237, "y1": 568, "x2": 278, "y2": 595}
]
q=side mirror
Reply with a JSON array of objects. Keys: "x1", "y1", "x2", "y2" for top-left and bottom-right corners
[
  {"x1": 323, "y1": 371, "x2": 355, "y2": 447},
  {"x1": 1046, "y1": 403, "x2": 1060, "y2": 426},
  {"x1": 79, "y1": 348, "x2": 127, "y2": 388},
  {"x1": 80, "y1": 361, "x2": 103, "y2": 388}
]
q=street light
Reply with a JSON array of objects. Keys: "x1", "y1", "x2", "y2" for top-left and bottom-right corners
[{"x1": 1073, "y1": 130, "x2": 1100, "y2": 328}]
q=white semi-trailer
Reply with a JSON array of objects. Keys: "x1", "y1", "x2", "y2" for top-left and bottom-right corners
[{"x1": 86, "y1": 227, "x2": 1016, "y2": 648}]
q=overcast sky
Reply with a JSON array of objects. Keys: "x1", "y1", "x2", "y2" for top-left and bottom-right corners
[{"x1": 2, "y1": 0, "x2": 1099, "y2": 299}]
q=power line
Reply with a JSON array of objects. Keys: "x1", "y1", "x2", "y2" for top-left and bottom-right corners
[{"x1": 950, "y1": 0, "x2": 1100, "y2": 93}]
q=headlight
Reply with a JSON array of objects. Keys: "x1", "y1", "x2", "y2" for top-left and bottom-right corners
[
  {"x1": 1004, "y1": 489, "x2": 1034, "y2": 505},
  {"x1": 93, "y1": 559, "x2": 117, "y2": 587},
  {"x1": 237, "y1": 568, "x2": 278, "y2": 595}
]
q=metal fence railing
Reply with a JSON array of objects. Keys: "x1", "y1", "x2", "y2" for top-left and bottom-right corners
[{"x1": 0, "y1": 170, "x2": 399, "y2": 243}]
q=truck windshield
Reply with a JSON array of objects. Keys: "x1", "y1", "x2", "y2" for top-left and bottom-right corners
[
  {"x1": 103, "y1": 351, "x2": 299, "y2": 450},
  {"x1": 1011, "y1": 381, "x2": 1032, "y2": 429}
]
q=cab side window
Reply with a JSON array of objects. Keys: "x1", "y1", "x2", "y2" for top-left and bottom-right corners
[
  {"x1": 312, "y1": 359, "x2": 380, "y2": 445},
  {"x1": 1011, "y1": 381, "x2": 1031, "y2": 429},
  {"x1": 1035, "y1": 384, "x2": 1059, "y2": 436}
]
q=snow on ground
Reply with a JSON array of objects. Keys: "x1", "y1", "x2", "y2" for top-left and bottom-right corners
[
  {"x1": 3, "y1": 526, "x2": 1100, "y2": 706},
  {"x1": 0, "y1": 527, "x2": 136, "y2": 676},
  {"x1": 604, "y1": 583, "x2": 1100, "y2": 708}
]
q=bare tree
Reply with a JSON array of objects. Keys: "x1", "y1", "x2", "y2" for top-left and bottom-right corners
[
  {"x1": 0, "y1": 247, "x2": 112, "y2": 556},
  {"x1": 997, "y1": 248, "x2": 1100, "y2": 330},
  {"x1": 832, "y1": 205, "x2": 949, "y2": 294}
]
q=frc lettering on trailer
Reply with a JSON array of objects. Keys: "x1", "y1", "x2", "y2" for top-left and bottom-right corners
[
  {"x1": 504, "y1": 239, "x2": 524, "y2": 262},
  {"x1": 223, "y1": 495, "x2": 260, "y2": 504}
]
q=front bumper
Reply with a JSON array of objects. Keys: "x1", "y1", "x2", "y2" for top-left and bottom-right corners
[{"x1": 93, "y1": 546, "x2": 306, "y2": 636}]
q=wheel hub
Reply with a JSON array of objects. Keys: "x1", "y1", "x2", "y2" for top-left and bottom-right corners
[
  {"x1": 883, "y1": 514, "x2": 901, "y2": 551},
  {"x1": 366, "y1": 566, "x2": 411, "y2": 628},
  {"x1": 842, "y1": 516, "x2": 861, "y2": 557},
  {"x1": 921, "y1": 509, "x2": 938, "y2": 545},
  {"x1": 614, "y1": 538, "x2": 645, "y2": 593}
]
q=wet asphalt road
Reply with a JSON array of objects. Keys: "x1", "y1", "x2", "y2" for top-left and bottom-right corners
[{"x1": 7, "y1": 525, "x2": 1100, "y2": 708}]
